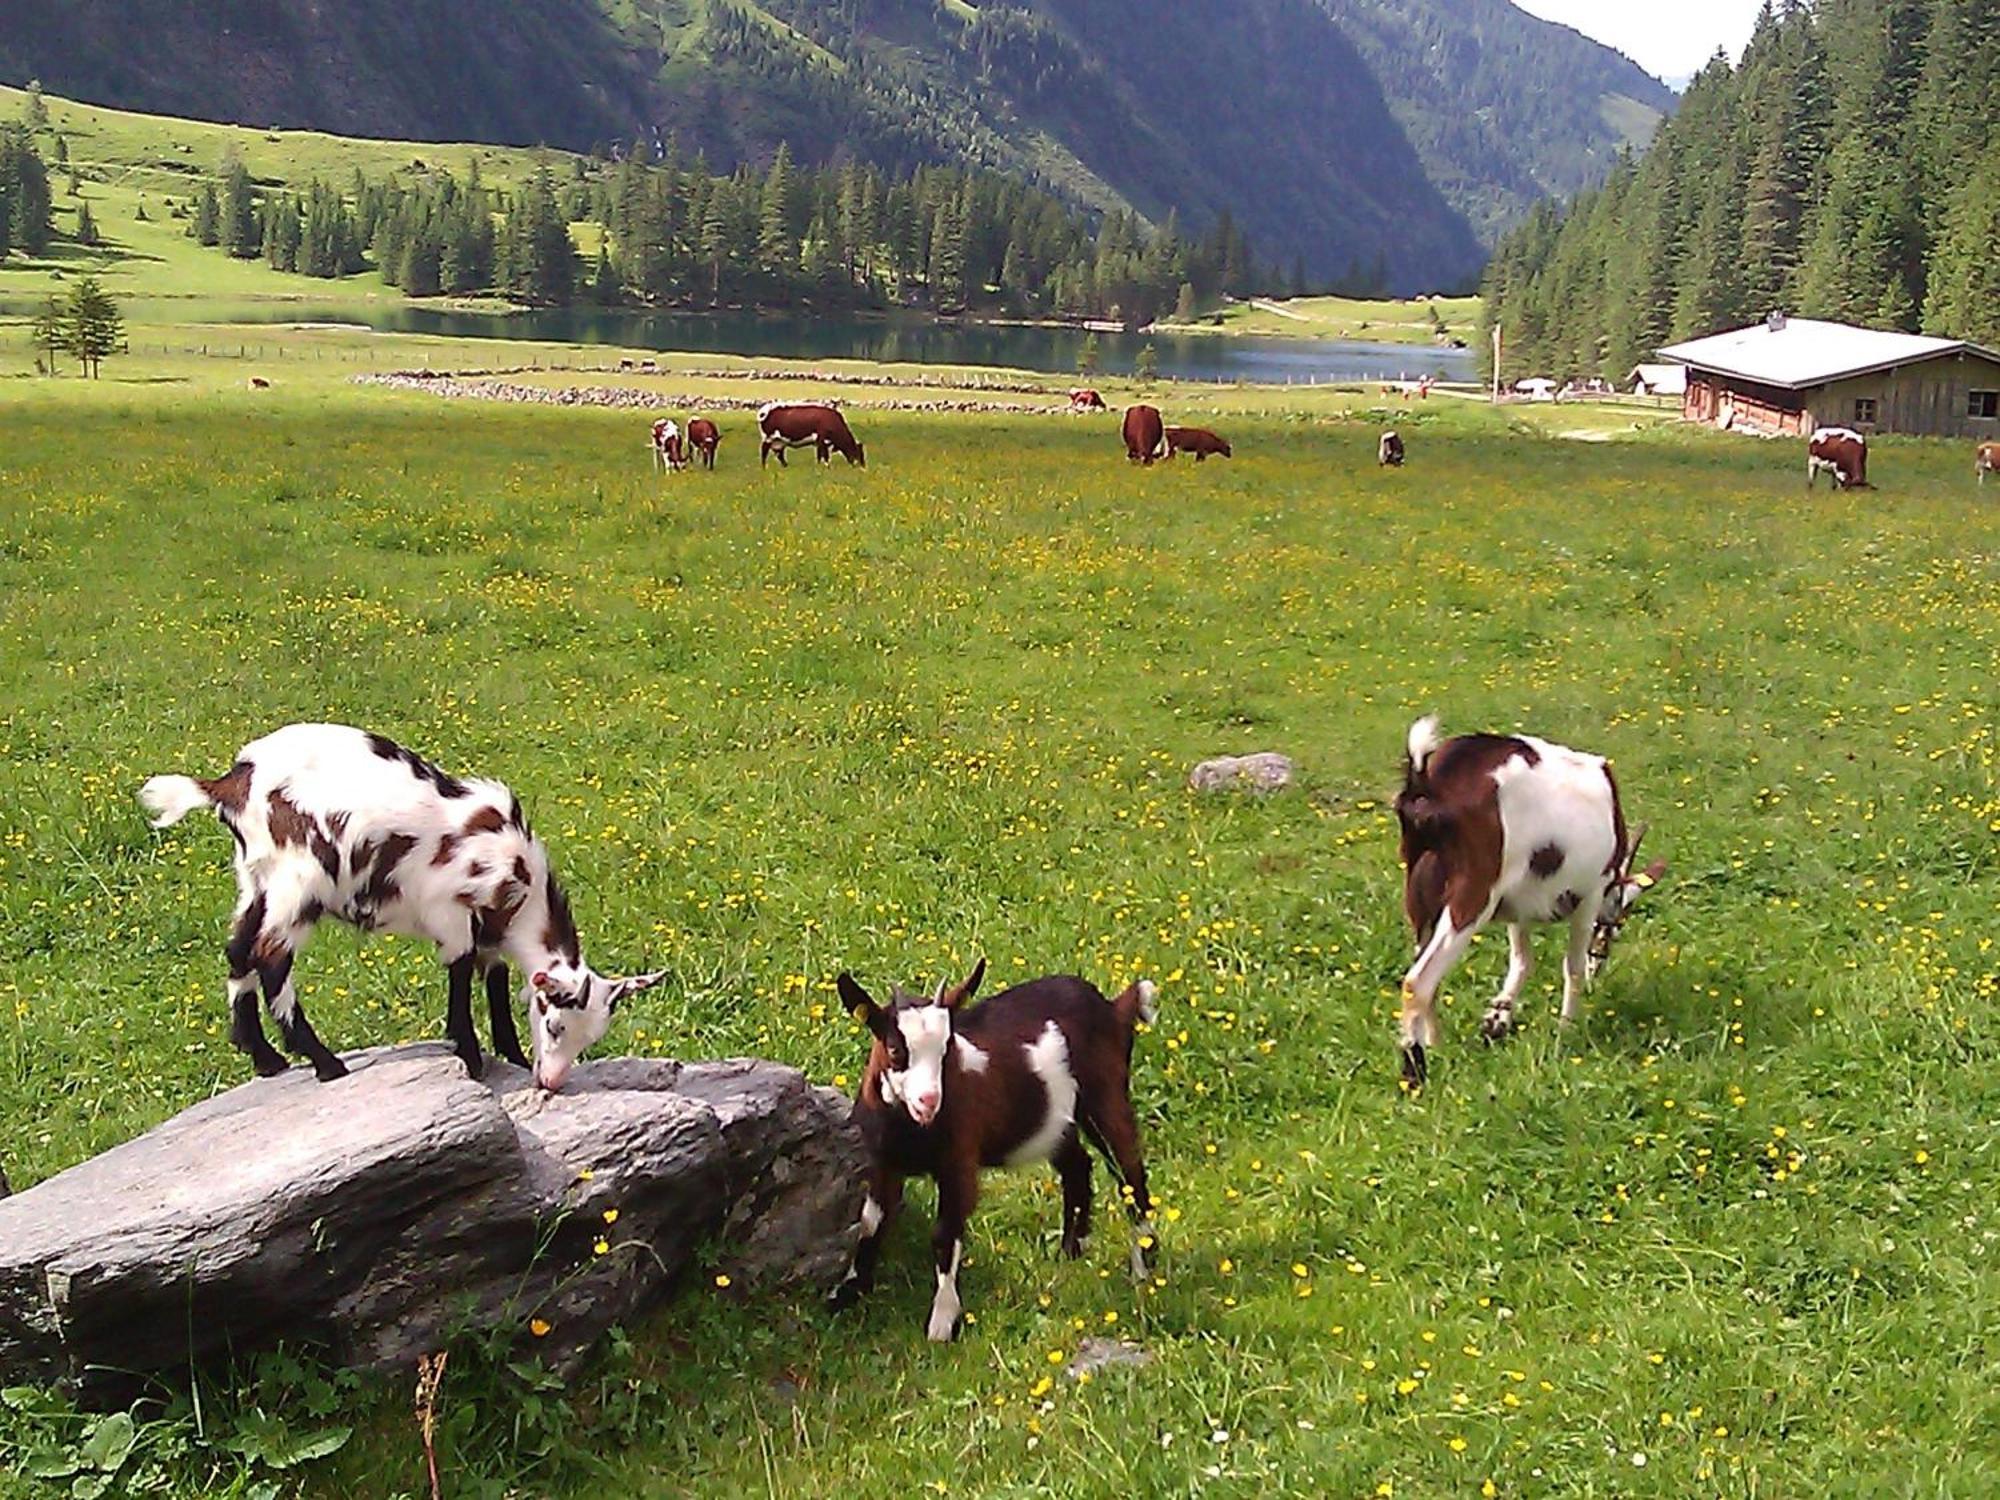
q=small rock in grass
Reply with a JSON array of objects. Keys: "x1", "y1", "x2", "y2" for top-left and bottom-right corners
[
  {"x1": 1065, "y1": 1337, "x2": 1153, "y2": 1380},
  {"x1": 1187, "y1": 752, "x2": 1294, "y2": 794}
]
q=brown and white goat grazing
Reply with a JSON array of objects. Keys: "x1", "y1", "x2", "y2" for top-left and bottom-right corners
[
  {"x1": 140, "y1": 723, "x2": 664, "y2": 1090},
  {"x1": 1393, "y1": 717, "x2": 1666, "y2": 1088},
  {"x1": 831, "y1": 961, "x2": 1157, "y2": 1341}
]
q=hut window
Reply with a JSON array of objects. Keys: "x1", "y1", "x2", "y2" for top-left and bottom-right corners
[
  {"x1": 1853, "y1": 398, "x2": 1878, "y2": 425},
  {"x1": 1969, "y1": 390, "x2": 1999, "y2": 420}
]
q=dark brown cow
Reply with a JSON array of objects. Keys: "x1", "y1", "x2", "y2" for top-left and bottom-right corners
[
  {"x1": 1807, "y1": 426, "x2": 1869, "y2": 490},
  {"x1": 686, "y1": 417, "x2": 721, "y2": 470},
  {"x1": 1976, "y1": 442, "x2": 1999, "y2": 486},
  {"x1": 1068, "y1": 388, "x2": 1107, "y2": 412},
  {"x1": 758, "y1": 402, "x2": 865, "y2": 467},
  {"x1": 1122, "y1": 404, "x2": 1166, "y2": 464},
  {"x1": 1165, "y1": 426, "x2": 1232, "y2": 461}
]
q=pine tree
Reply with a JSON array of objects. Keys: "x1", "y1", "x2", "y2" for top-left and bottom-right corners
[
  {"x1": 192, "y1": 182, "x2": 220, "y2": 246},
  {"x1": 0, "y1": 124, "x2": 54, "y2": 256},
  {"x1": 63, "y1": 274, "x2": 121, "y2": 378},
  {"x1": 1077, "y1": 331, "x2": 1100, "y2": 376},
  {"x1": 1135, "y1": 341, "x2": 1158, "y2": 386},
  {"x1": 73, "y1": 198, "x2": 99, "y2": 246},
  {"x1": 757, "y1": 142, "x2": 795, "y2": 278},
  {"x1": 221, "y1": 156, "x2": 259, "y2": 259},
  {"x1": 1923, "y1": 132, "x2": 2000, "y2": 343},
  {"x1": 29, "y1": 294, "x2": 63, "y2": 374}
]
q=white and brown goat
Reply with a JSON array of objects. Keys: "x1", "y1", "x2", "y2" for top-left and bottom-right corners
[
  {"x1": 140, "y1": 723, "x2": 663, "y2": 1090},
  {"x1": 831, "y1": 961, "x2": 1157, "y2": 1342},
  {"x1": 1393, "y1": 717, "x2": 1666, "y2": 1088}
]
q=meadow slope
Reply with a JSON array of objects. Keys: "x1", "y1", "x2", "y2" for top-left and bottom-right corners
[{"x1": 0, "y1": 387, "x2": 1996, "y2": 1498}]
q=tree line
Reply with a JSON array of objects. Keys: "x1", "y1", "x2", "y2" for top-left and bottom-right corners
[
  {"x1": 1479, "y1": 0, "x2": 2000, "y2": 383},
  {"x1": 186, "y1": 144, "x2": 1265, "y2": 325},
  {"x1": 0, "y1": 119, "x2": 54, "y2": 258}
]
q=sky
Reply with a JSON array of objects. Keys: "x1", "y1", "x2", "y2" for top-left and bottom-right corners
[{"x1": 1510, "y1": 0, "x2": 1765, "y2": 86}]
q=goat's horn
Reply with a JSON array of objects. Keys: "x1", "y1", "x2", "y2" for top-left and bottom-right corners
[{"x1": 1627, "y1": 821, "x2": 1650, "y2": 862}]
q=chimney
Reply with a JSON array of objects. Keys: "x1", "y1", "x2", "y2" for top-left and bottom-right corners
[{"x1": 1766, "y1": 309, "x2": 1787, "y2": 333}]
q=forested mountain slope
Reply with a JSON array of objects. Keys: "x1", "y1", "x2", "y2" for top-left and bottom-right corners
[
  {"x1": 1481, "y1": 0, "x2": 2000, "y2": 382},
  {"x1": 1315, "y1": 0, "x2": 1673, "y2": 246},
  {"x1": 0, "y1": 0, "x2": 1678, "y2": 293}
]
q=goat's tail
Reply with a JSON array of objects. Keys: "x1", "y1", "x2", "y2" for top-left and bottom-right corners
[
  {"x1": 1112, "y1": 978, "x2": 1158, "y2": 1031},
  {"x1": 1405, "y1": 715, "x2": 1443, "y2": 781},
  {"x1": 138, "y1": 774, "x2": 212, "y2": 828},
  {"x1": 1397, "y1": 716, "x2": 1449, "y2": 843}
]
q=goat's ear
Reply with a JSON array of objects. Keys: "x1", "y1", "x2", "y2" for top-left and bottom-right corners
[
  {"x1": 837, "y1": 972, "x2": 884, "y2": 1031},
  {"x1": 940, "y1": 957, "x2": 985, "y2": 1010},
  {"x1": 606, "y1": 970, "x2": 667, "y2": 1011},
  {"x1": 1632, "y1": 857, "x2": 1668, "y2": 892}
]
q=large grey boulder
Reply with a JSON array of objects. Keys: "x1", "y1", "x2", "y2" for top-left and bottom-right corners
[{"x1": 0, "y1": 1045, "x2": 862, "y2": 1393}]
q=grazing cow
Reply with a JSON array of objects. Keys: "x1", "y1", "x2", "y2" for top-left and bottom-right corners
[
  {"x1": 831, "y1": 961, "x2": 1157, "y2": 1342},
  {"x1": 686, "y1": 417, "x2": 721, "y2": 469},
  {"x1": 1392, "y1": 717, "x2": 1666, "y2": 1089},
  {"x1": 1122, "y1": 404, "x2": 1166, "y2": 464},
  {"x1": 1068, "y1": 388, "x2": 1107, "y2": 412},
  {"x1": 1976, "y1": 442, "x2": 1999, "y2": 486},
  {"x1": 139, "y1": 724, "x2": 664, "y2": 1090},
  {"x1": 1378, "y1": 431, "x2": 1405, "y2": 467},
  {"x1": 758, "y1": 402, "x2": 865, "y2": 467},
  {"x1": 1807, "y1": 426, "x2": 1869, "y2": 490},
  {"x1": 650, "y1": 418, "x2": 686, "y2": 473},
  {"x1": 247, "y1": 376, "x2": 271, "y2": 391},
  {"x1": 1164, "y1": 426, "x2": 1232, "y2": 461}
]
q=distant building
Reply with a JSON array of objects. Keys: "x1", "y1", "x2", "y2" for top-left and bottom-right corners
[
  {"x1": 1628, "y1": 363, "x2": 1686, "y2": 398},
  {"x1": 1658, "y1": 314, "x2": 2000, "y2": 439},
  {"x1": 1513, "y1": 377, "x2": 1557, "y2": 401}
]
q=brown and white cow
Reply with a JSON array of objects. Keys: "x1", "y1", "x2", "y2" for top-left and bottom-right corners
[
  {"x1": 1807, "y1": 426, "x2": 1868, "y2": 490},
  {"x1": 650, "y1": 418, "x2": 685, "y2": 473},
  {"x1": 1976, "y1": 442, "x2": 1999, "y2": 486},
  {"x1": 758, "y1": 402, "x2": 865, "y2": 467},
  {"x1": 1378, "y1": 431, "x2": 1405, "y2": 467},
  {"x1": 1164, "y1": 426, "x2": 1232, "y2": 461},
  {"x1": 1068, "y1": 388, "x2": 1107, "y2": 412},
  {"x1": 686, "y1": 417, "x2": 721, "y2": 470},
  {"x1": 1122, "y1": 404, "x2": 1166, "y2": 464},
  {"x1": 1393, "y1": 717, "x2": 1666, "y2": 1089}
]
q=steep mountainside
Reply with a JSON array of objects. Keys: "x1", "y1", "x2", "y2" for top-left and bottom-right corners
[
  {"x1": 0, "y1": 0, "x2": 1672, "y2": 291},
  {"x1": 1314, "y1": 0, "x2": 1674, "y2": 245}
]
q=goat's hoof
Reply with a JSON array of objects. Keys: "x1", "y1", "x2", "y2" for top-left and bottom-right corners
[
  {"x1": 313, "y1": 1056, "x2": 351, "y2": 1082},
  {"x1": 827, "y1": 1280, "x2": 862, "y2": 1313},
  {"x1": 251, "y1": 1053, "x2": 290, "y2": 1078},
  {"x1": 499, "y1": 1047, "x2": 530, "y2": 1070},
  {"x1": 1480, "y1": 1011, "x2": 1513, "y2": 1044},
  {"x1": 455, "y1": 1051, "x2": 485, "y2": 1079},
  {"x1": 925, "y1": 1313, "x2": 963, "y2": 1343},
  {"x1": 1060, "y1": 1236, "x2": 1085, "y2": 1261},
  {"x1": 1399, "y1": 1044, "x2": 1428, "y2": 1091}
]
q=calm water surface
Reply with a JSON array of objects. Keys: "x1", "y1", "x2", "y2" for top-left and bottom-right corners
[{"x1": 206, "y1": 303, "x2": 1476, "y2": 384}]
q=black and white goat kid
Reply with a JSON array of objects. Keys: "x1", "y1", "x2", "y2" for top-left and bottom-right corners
[
  {"x1": 831, "y1": 961, "x2": 1158, "y2": 1341},
  {"x1": 140, "y1": 723, "x2": 663, "y2": 1090}
]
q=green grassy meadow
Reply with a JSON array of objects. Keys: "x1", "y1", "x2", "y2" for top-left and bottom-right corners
[
  {"x1": 1166, "y1": 295, "x2": 1483, "y2": 347},
  {"x1": 1, "y1": 366, "x2": 1996, "y2": 1497}
]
